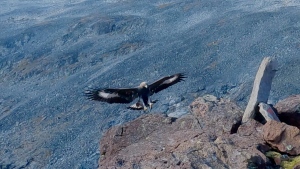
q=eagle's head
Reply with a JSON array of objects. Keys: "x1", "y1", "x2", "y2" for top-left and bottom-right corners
[{"x1": 139, "y1": 81, "x2": 148, "y2": 88}]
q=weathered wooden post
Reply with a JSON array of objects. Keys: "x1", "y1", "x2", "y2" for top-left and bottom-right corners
[{"x1": 242, "y1": 57, "x2": 278, "y2": 123}]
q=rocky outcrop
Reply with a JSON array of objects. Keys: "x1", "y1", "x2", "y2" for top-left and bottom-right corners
[
  {"x1": 275, "y1": 95, "x2": 300, "y2": 129},
  {"x1": 99, "y1": 94, "x2": 300, "y2": 168},
  {"x1": 263, "y1": 120, "x2": 300, "y2": 155},
  {"x1": 275, "y1": 95, "x2": 300, "y2": 114},
  {"x1": 189, "y1": 96, "x2": 243, "y2": 136},
  {"x1": 99, "y1": 96, "x2": 274, "y2": 168}
]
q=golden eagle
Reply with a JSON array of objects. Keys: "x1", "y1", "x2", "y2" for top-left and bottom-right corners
[{"x1": 85, "y1": 73, "x2": 186, "y2": 111}]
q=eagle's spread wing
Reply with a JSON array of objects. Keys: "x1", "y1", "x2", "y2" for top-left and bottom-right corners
[
  {"x1": 85, "y1": 88, "x2": 139, "y2": 104},
  {"x1": 149, "y1": 73, "x2": 186, "y2": 95}
]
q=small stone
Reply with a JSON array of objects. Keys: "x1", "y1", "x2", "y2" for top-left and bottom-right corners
[
  {"x1": 258, "y1": 103, "x2": 280, "y2": 122},
  {"x1": 202, "y1": 94, "x2": 218, "y2": 102}
]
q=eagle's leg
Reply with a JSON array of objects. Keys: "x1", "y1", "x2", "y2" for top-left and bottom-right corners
[
  {"x1": 148, "y1": 97, "x2": 153, "y2": 112},
  {"x1": 143, "y1": 103, "x2": 148, "y2": 111},
  {"x1": 141, "y1": 98, "x2": 148, "y2": 111},
  {"x1": 149, "y1": 102, "x2": 154, "y2": 110},
  {"x1": 143, "y1": 104, "x2": 152, "y2": 112}
]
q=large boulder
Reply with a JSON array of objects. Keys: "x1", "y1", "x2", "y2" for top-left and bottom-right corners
[
  {"x1": 263, "y1": 120, "x2": 300, "y2": 156},
  {"x1": 275, "y1": 95, "x2": 300, "y2": 114},
  {"x1": 189, "y1": 96, "x2": 243, "y2": 136},
  {"x1": 275, "y1": 95, "x2": 300, "y2": 129}
]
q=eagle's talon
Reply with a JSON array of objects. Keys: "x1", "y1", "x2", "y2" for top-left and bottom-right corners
[{"x1": 149, "y1": 102, "x2": 154, "y2": 110}]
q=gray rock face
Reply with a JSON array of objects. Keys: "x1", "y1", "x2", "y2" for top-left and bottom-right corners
[{"x1": 1, "y1": 0, "x2": 300, "y2": 168}]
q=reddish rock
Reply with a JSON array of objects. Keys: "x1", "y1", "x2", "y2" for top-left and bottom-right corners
[
  {"x1": 190, "y1": 96, "x2": 243, "y2": 136},
  {"x1": 189, "y1": 97, "x2": 212, "y2": 117},
  {"x1": 99, "y1": 113, "x2": 206, "y2": 168},
  {"x1": 220, "y1": 119, "x2": 267, "y2": 168},
  {"x1": 275, "y1": 95, "x2": 300, "y2": 129},
  {"x1": 275, "y1": 95, "x2": 300, "y2": 114},
  {"x1": 237, "y1": 119, "x2": 263, "y2": 137},
  {"x1": 263, "y1": 120, "x2": 300, "y2": 155},
  {"x1": 100, "y1": 114, "x2": 175, "y2": 162},
  {"x1": 99, "y1": 96, "x2": 271, "y2": 169}
]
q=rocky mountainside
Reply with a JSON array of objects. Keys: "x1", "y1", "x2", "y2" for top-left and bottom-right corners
[
  {"x1": 99, "y1": 94, "x2": 300, "y2": 168},
  {"x1": 1, "y1": 0, "x2": 300, "y2": 168}
]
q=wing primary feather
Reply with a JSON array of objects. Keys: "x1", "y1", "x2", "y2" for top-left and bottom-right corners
[
  {"x1": 85, "y1": 88, "x2": 138, "y2": 104},
  {"x1": 149, "y1": 73, "x2": 186, "y2": 94},
  {"x1": 85, "y1": 88, "x2": 107, "y2": 102}
]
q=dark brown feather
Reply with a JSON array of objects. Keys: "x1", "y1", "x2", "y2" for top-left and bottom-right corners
[
  {"x1": 149, "y1": 73, "x2": 186, "y2": 95},
  {"x1": 85, "y1": 88, "x2": 138, "y2": 104},
  {"x1": 127, "y1": 101, "x2": 144, "y2": 110}
]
